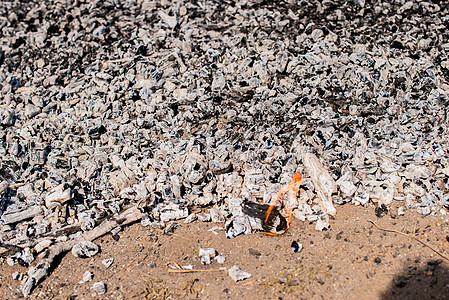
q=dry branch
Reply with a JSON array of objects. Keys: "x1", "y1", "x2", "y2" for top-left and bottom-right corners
[{"x1": 168, "y1": 268, "x2": 229, "y2": 274}]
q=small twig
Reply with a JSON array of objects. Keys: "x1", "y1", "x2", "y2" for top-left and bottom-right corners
[
  {"x1": 159, "y1": 254, "x2": 183, "y2": 270},
  {"x1": 172, "y1": 261, "x2": 183, "y2": 270},
  {"x1": 369, "y1": 220, "x2": 449, "y2": 262},
  {"x1": 168, "y1": 268, "x2": 229, "y2": 273}
]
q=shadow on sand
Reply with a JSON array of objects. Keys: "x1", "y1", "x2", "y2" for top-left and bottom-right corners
[{"x1": 380, "y1": 258, "x2": 449, "y2": 300}]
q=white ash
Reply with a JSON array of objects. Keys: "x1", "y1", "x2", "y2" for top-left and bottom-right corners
[
  {"x1": 102, "y1": 258, "x2": 114, "y2": 268},
  {"x1": 71, "y1": 241, "x2": 100, "y2": 258},
  {"x1": 208, "y1": 226, "x2": 224, "y2": 235},
  {"x1": 90, "y1": 281, "x2": 106, "y2": 296},
  {"x1": 215, "y1": 255, "x2": 226, "y2": 264},
  {"x1": 315, "y1": 214, "x2": 330, "y2": 231},
  {"x1": 228, "y1": 265, "x2": 252, "y2": 282},
  {"x1": 157, "y1": 204, "x2": 188, "y2": 222},
  {"x1": 198, "y1": 213, "x2": 211, "y2": 222},
  {"x1": 199, "y1": 248, "x2": 216, "y2": 265},
  {"x1": 140, "y1": 215, "x2": 152, "y2": 227},
  {"x1": 82, "y1": 271, "x2": 93, "y2": 283},
  {"x1": 12, "y1": 271, "x2": 22, "y2": 281},
  {"x1": 0, "y1": 0, "x2": 448, "y2": 293},
  {"x1": 184, "y1": 213, "x2": 198, "y2": 224}
]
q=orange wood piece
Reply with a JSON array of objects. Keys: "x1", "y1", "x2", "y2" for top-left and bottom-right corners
[{"x1": 264, "y1": 172, "x2": 304, "y2": 235}]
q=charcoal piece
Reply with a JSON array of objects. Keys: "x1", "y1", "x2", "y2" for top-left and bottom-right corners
[
  {"x1": 34, "y1": 239, "x2": 52, "y2": 253},
  {"x1": 17, "y1": 247, "x2": 34, "y2": 267},
  {"x1": 291, "y1": 241, "x2": 303, "y2": 253},
  {"x1": 315, "y1": 214, "x2": 330, "y2": 231},
  {"x1": 0, "y1": 243, "x2": 23, "y2": 258},
  {"x1": 80, "y1": 217, "x2": 95, "y2": 232},
  {"x1": 158, "y1": 11, "x2": 177, "y2": 28},
  {"x1": 209, "y1": 160, "x2": 232, "y2": 175},
  {"x1": 1, "y1": 205, "x2": 42, "y2": 225},
  {"x1": 71, "y1": 241, "x2": 99, "y2": 258},
  {"x1": 0, "y1": 108, "x2": 15, "y2": 126},
  {"x1": 336, "y1": 172, "x2": 357, "y2": 198},
  {"x1": 45, "y1": 184, "x2": 71, "y2": 209},
  {"x1": 209, "y1": 206, "x2": 227, "y2": 223},
  {"x1": 242, "y1": 201, "x2": 287, "y2": 234},
  {"x1": 159, "y1": 204, "x2": 188, "y2": 221},
  {"x1": 225, "y1": 216, "x2": 252, "y2": 239},
  {"x1": 303, "y1": 153, "x2": 337, "y2": 216},
  {"x1": 184, "y1": 213, "x2": 197, "y2": 224},
  {"x1": 87, "y1": 125, "x2": 106, "y2": 138}
]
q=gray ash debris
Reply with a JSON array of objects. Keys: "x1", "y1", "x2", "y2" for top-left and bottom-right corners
[{"x1": 0, "y1": 0, "x2": 448, "y2": 294}]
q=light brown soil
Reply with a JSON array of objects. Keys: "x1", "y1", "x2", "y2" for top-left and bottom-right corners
[{"x1": 1, "y1": 204, "x2": 449, "y2": 299}]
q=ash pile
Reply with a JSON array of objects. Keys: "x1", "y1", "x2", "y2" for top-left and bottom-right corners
[{"x1": 0, "y1": 0, "x2": 449, "y2": 294}]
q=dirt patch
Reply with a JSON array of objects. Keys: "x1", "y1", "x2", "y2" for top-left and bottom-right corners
[{"x1": 1, "y1": 204, "x2": 448, "y2": 299}]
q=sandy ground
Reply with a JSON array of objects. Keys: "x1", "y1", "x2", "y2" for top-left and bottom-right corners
[{"x1": 1, "y1": 204, "x2": 449, "y2": 299}]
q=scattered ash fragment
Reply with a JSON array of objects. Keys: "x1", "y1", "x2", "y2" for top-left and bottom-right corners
[{"x1": 228, "y1": 265, "x2": 252, "y2": 282}]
